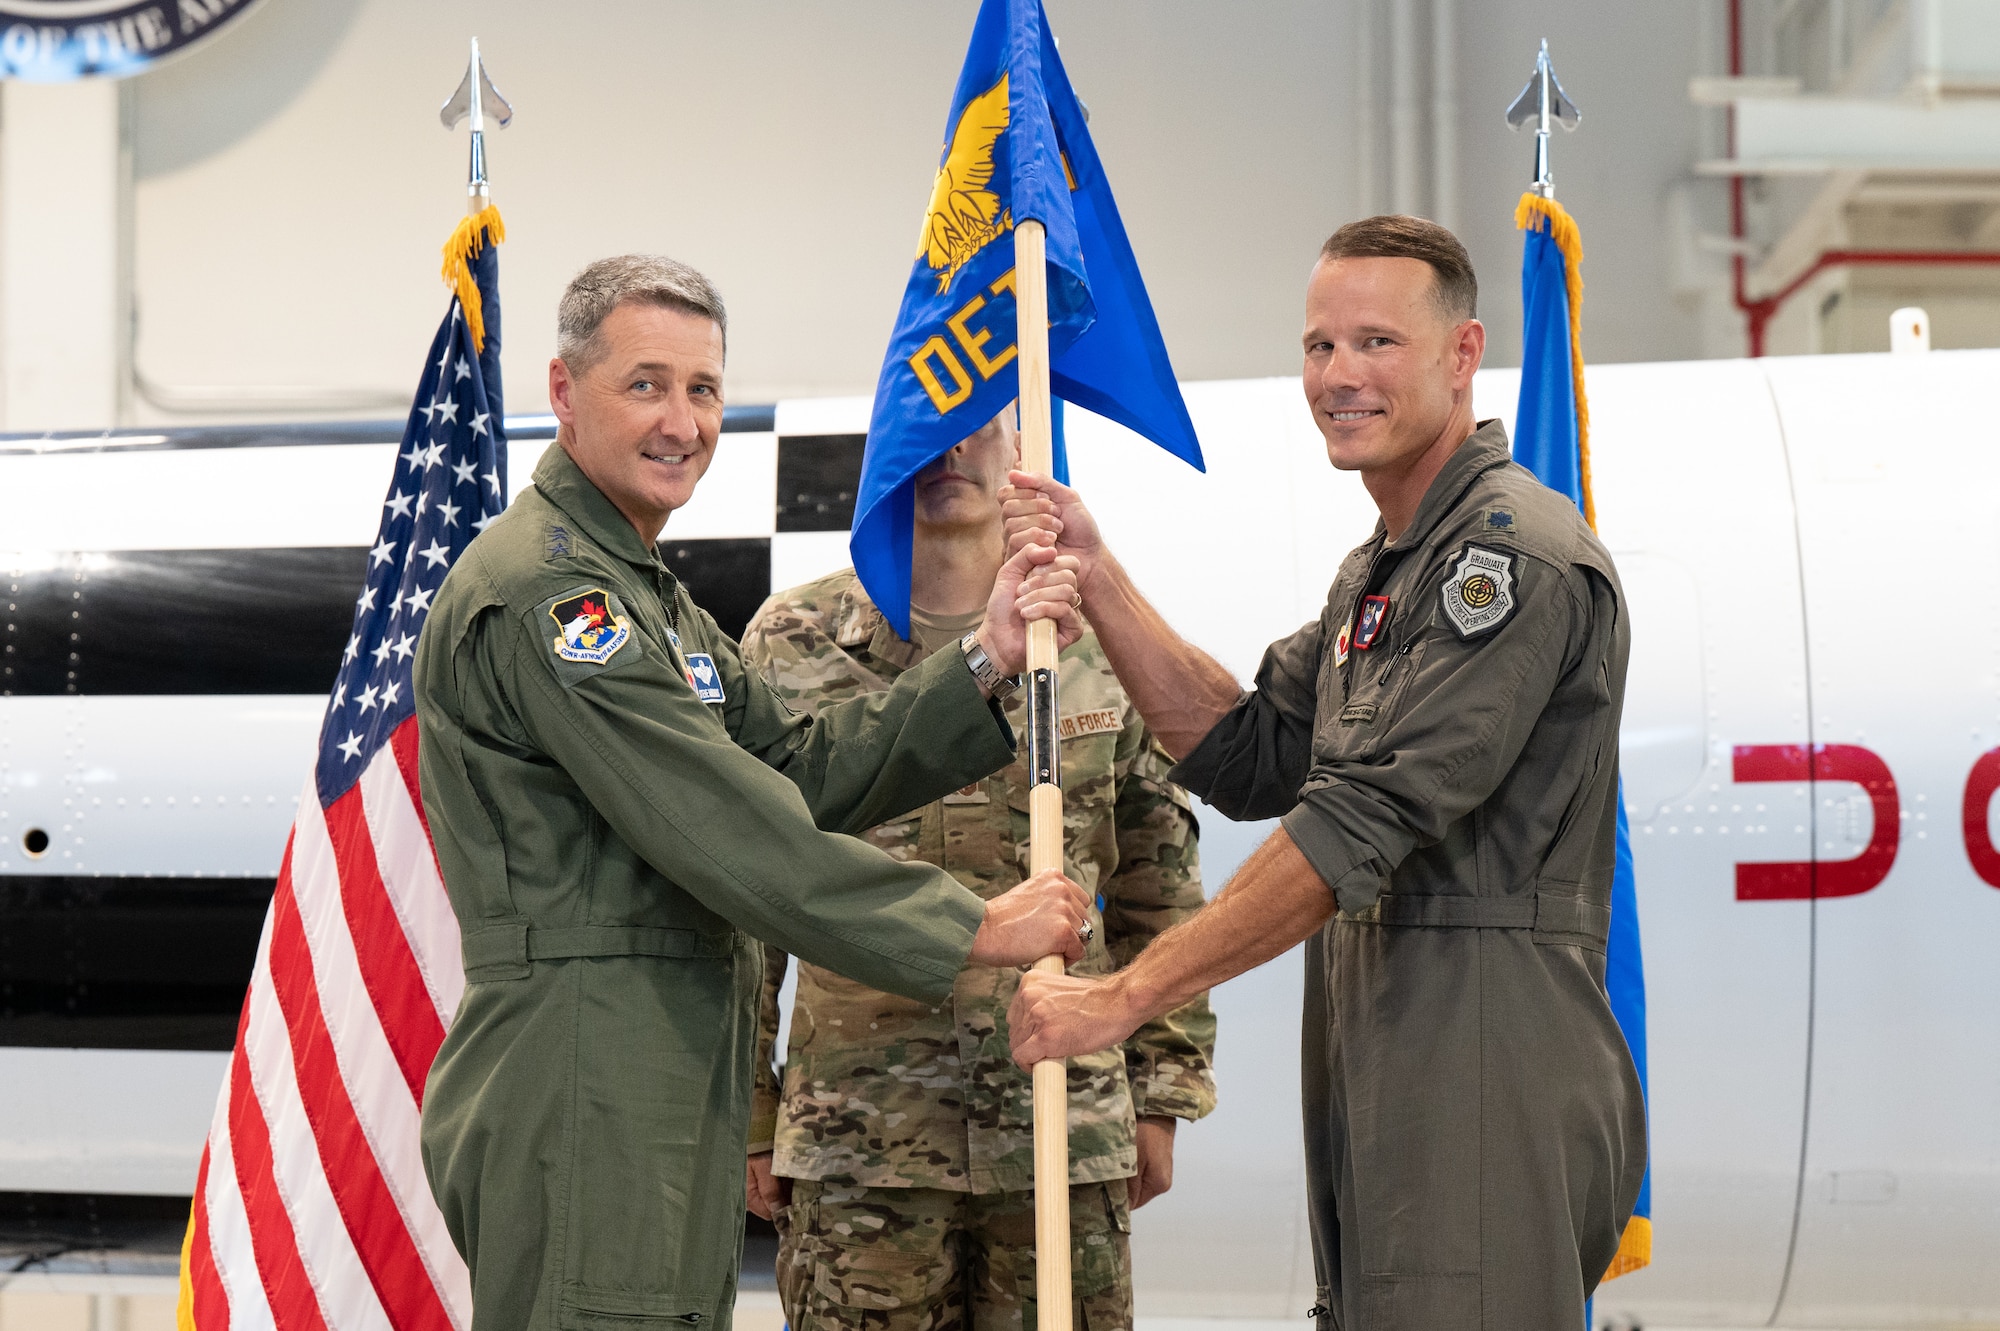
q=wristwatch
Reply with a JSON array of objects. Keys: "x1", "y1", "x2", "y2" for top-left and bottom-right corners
[{"x1": 960, "y1": 631, "x2": 1019, "y2": 701}]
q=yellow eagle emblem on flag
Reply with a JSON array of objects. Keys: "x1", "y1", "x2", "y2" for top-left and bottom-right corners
[{"x1": 917, "y1": 75, "x2": 1013, "y2": 295}]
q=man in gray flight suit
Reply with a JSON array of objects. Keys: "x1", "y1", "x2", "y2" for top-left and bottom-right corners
[
  {"x1": 413, "y1": 255, "x2": 1094, "y2": 1331},
  {"x1": 1002, "y1": 216, "x2": 1646, "y2": 1330}
]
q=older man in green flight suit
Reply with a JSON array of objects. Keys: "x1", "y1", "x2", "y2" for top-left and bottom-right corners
[{"x1": 413, "y1": 255, "x2": 1092, "y2": 1331}]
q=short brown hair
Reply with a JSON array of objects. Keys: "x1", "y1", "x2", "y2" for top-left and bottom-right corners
[
  {"x1": 1319, "y1": 215, "x2": 1477, "y2": 322},
  {"x1": 557, "y1": 254, "x2": 728, "y2": 368}
]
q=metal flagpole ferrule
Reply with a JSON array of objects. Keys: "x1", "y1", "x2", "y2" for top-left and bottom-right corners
[
  {"x1": 1505, "y1": 38, "x2": 1579, "y2": 199},
  {"x1": 1025, "y1": 667, "x2": 1061, "y2": 789},
  {"x1": 441, "y1": 37, "x2": 515, "y2": 213}
]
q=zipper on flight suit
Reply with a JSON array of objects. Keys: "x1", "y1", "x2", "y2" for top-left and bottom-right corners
[
  {"x1": 1376, "y1": 638, "x2": 1417, "y2": 686},
  {"x1": 652, "y1": 564, "x2": 695, "y2": 681}
]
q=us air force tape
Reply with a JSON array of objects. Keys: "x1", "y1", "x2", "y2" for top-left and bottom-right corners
[{"x1": 1441, "y1": 544, "x2": 1520, "y2": 639}]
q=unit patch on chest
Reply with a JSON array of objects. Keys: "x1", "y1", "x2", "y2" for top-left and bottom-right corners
[
  {"x1": 1333, "y1": 619, "x2": 1351, "y2": 667},
  {"x1": 1355, "y1": 595, "x2": 1391, "y2": 649},
  {"x1": 549, "y1": 589, "x2": 632, "y2": 664},
  {"x1": 1440, "y1": 544, "x2": 1520, "y2": 639}
]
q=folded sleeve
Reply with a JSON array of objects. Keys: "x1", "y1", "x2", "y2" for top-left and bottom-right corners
[
  {"x1": 1279, "y1": 558, "x2": 1592, "y2": 913},
  {"x1": 747, "y1": 939, "x2": 789, "y2": 1153},
  {"x1": 1168, "y1": 612, "x2": 1326, "y2": 821}
]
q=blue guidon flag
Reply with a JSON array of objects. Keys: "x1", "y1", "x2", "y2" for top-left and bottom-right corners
[
  {"x1": 177, "y1": 208, "x2": 506, "y2": 1331},
  {"x1": 1512, "y1": 191, "x2": 1653, "y2": 1287},
  {"x1": 853, "y1": 0, "x2": 1203, "y2": 637}
]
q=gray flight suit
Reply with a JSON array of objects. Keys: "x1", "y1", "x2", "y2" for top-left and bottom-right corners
[
  {"x1": 413, "y1": 445, "x2": 1017, "y2": 1331},
  {"x1": 1170, "y1": 421, "x2": 1646, "y2": 1331}
]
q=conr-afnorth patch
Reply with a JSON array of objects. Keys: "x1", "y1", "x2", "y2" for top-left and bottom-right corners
[
  {"x1": 1441, "y1": 544, "x2": 1519, "y2": 639},
  {"x1": 549, "y1": 589, "x2": 632, "y2": 664}
]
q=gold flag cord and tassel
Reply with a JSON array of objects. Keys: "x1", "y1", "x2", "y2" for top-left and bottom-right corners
[
  {"x1": 442, "y1": 204, "x2": 507, "y2": 355},
  {"x1": 1514, "y1": 192, "x2": 1595, "y2": 531}
]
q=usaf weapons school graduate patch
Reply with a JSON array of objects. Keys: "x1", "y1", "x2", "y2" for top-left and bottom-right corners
[
  {"x1": 549, "y1": 589, "x2": 632, "y2": 664},
  {"x1": 1441, "y1": 545, "x2": 1520, "y2": 639}
]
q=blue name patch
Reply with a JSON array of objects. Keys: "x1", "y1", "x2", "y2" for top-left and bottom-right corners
[{"x1": 685, "y1": 653, "x2": 725, "y2": 705}]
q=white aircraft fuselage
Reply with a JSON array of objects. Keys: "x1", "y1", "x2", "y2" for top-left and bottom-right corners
[{"x1": 1, "y1": 349, "x2": 1994, "y2": 1328}]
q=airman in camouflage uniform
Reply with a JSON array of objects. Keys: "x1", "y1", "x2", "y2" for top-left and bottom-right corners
[{"x1": 741, "y1": 569, "x2": 1216, "y2": 1331}]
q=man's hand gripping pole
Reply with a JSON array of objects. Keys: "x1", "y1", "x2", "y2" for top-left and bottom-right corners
[{"x1": 1015, "y1": 219, "x2": 1073, "y2": 1331}]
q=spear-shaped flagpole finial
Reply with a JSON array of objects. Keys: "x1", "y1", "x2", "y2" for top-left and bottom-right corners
[
  {"x1": 441, "y1": 38, "x2": 515, "y2": 212},
  {"x1": 1505, "y1": 39, "x2": 1580, "y2": 198}
]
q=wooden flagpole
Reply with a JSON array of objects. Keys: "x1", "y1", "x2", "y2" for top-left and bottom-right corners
[{"x1": 1013, "y1": 217, "x2": 1073, "y2": 1331}]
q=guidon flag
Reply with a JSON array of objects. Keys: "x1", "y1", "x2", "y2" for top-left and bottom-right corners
[{"x1": 853, "y1": 0, "x2": 1204, "y2": 637}]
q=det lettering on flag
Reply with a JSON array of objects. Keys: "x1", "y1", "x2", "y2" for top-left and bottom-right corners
[{"x1": 853, "y1": 0, "x2": 1204, "y2": 637}]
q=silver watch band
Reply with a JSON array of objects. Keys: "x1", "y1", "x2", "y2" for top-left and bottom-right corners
[{"x1": 960, "y1": 631, "x2": 1018, "y2": 700}]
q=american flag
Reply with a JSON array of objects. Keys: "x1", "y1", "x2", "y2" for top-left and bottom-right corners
[{"x1": 178, "y1": 211, "x2": 507, "y2": 1331}]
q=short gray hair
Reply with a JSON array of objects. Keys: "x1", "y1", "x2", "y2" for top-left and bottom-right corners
[{"x1": 556, "y1": 254, "x2": 728, "y2": 368}]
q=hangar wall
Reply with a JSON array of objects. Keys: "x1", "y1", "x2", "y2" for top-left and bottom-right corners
[{"x1": 1, "y1": 0, "x2": 1729, "y2": 433}]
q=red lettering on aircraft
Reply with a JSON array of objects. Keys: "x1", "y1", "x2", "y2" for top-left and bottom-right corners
[
  {"x1": 1733, "y1": 743, "x2": 1900, "y2": 901},
  {"x1": 1964, "y1": 747, "x2": 2000, "y2": 889}
]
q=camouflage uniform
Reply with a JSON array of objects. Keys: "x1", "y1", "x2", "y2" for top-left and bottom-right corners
[{"x1": 741, "y1": 570, "x2": 1217, "y2": 1331}]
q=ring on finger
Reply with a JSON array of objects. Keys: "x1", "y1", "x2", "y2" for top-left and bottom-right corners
[{"x1": 1077, "y1": 920, "x2": 1094, "y2": 944}]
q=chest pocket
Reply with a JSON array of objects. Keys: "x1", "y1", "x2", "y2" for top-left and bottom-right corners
[{"x1": 1323, "y1": 633, "x2": 1431, "y2": 762}]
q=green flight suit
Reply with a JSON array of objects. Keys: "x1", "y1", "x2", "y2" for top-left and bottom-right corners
[
  {"x1": 412, "y1": 445, "x2": 1015, "y2": 1331},
  {"x1": 1171, "y1": 422, "x2": 1646, "y2": 1331}
]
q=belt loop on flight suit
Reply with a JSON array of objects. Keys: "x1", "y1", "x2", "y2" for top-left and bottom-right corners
[{"x1": 460, "y1": 921, "x2": 736, "y2": 980}]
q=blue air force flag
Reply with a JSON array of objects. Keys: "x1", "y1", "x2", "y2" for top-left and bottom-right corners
[
  {"x1": 1513, "y1": 193, "x2": 1652, "y2": 1282},
  {"x1": 853, "y1": 0, "x2": 1203, "y2": 636}
]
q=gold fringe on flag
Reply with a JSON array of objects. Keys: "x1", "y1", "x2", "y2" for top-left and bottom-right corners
[
  {"x1": 1513, "y1": 192, "x2": 1595, "y2": 530},
  {"x1": 1603, "y1": 1213, "x2": 1654, "y2": 1282},
  {"x1": 176, "y1": 1201, "x2": 199, "y2": 1330},
  {"x1": 1518, "y1": 192, "x2": 1647, "y2": 1286},
  {"x1": 442, "y1": 204, "x2": 507, "y2": 355}
]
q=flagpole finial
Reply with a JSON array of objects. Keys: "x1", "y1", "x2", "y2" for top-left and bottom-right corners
[
  {"x1": 1505, "y1": 38, "x2": 1580, "y2": 198},
  {"x1": 441, "y1": 38, "x2": 514, "y2": 212}
]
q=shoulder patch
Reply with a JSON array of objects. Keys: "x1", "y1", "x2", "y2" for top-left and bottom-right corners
[
  {"x1": 549, "y1": 588, "x2": 632, "y2": 664},
  {"x1": 684, "y1": 652, "x2": 726, "y2": 704},
  {"x1": 1441, "y1": 544, "x2": 1520, "y2": 639}
]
